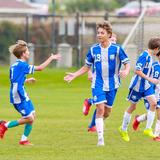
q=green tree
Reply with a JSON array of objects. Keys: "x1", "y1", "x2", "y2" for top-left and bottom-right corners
[{"x1": 65, "y1": 0, "x2": 120, "y2": 13}]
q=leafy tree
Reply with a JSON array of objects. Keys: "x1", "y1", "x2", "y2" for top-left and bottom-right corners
[{"x1": 65, "y1": 0, "x2": 120, "y2": 13}]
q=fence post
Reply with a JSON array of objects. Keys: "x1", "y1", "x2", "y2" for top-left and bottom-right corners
[
  {"x1": 28, "y1": 43, "x2": 35, "y2": 65},
  {"x1": 76, "y1": 12, "x2": 80, "y2": 67},
  {"x1": 25, "y1": 14, "x2": 29, "y2": 43}
]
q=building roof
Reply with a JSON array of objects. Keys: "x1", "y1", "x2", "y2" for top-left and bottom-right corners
[
  {"x1": 0, "y1": 0, "x2": 36, "y2": 14},
  {"x1": 0, "y1": 0, "x2": 33, "y2": 9}
]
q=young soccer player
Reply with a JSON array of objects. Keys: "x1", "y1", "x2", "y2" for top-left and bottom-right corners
[
  {"x1": 132, "y1": 51, "x2": 160, "y2": 142},
  {"x1": 118, "y1": 37, "x2": 160, "y2": 142},
  {"x1": 0, "y1": 40, "x2": 61, "y2": 145},
  {"x1": 64, "y1": 21, "x2": 130, "y2": 146},
  {"x1": 83, "y1": 33, "x2": 118, "y2": 132}
]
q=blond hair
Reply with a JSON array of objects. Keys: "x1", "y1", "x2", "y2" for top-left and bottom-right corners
[
  {"x1": 9, "y1": 40, "x2": 28, "y2": 58},
  {"x1": 96, "y1": 21, "x2": 112, "y2": 38}
]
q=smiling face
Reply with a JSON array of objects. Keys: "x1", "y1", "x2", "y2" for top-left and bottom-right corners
[
  {"x1": 97, "y1": 27, "x2": 111, "y2": 44},
  {"x1": 96, "y1": 21, "x2": 112, "y2": 45}
]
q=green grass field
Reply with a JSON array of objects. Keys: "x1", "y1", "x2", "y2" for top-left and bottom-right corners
[{"x1": 0, "y1": 66, "x2": 159, "y2": 160}]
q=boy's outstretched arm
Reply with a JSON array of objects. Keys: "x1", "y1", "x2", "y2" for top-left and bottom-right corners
[
  {"x1": 64, "y1": 65, "x2": 90, "y2": 83},
  {"x1": 35, "y1": 54, "x2": 61, "y2": 71},
  {"x1": 135, "y1": 70, "x2": 160, "y2": 85}
]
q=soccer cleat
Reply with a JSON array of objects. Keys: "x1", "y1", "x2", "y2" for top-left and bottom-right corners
[
  {"x1": 97, "y1": 138, "x2": 105, "y2": 146},
  {"x1": 88, "y1": 126, "x2": 96, "y2": 132},
  {"x1": 143, "y1": 128, "x2": 156, "y2": 138},
  {"x1": 0, "y1": 120, "x2": 7, "y2": 139},
  {"x1": 83, "y1": 99, "x2": 91, "y2": 116},
  {"x1": 153, "y1": 137, "x2": 160, "y2": 142},
  {"x1": 19, "y1": 140, "x2": 33, "y2": 146},
  {"x1": 132, "y1": 115, "x2": 140, "y2": 131},
  {"x1": 118, "y1": 126, "x2": 130, "y2": 142}
]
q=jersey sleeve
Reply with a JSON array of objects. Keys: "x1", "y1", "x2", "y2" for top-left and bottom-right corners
[
  {"x1": 152, "y1": 63, "x2": 160, "y2": 79},
  {"x1": 85, "y1": 48, "x2": 94, "y2": 67},
  {"x1": 118, "y1": 46, "x2": 130, "y2": 64},
  {"x1": 22, "y1": 62, "x2": 35, "y2": 74},
  {"x1": 135, "y1": 53, "x2": 147, "y2": 71}
]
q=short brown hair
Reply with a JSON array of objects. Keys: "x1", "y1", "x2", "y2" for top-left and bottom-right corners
[
  {"x1": 9, "y1": 40, "x2": 28, "y2": 58},
  {"x1": 156, "y1": 50, "x2": 160, "y2": 57},
  {"x1": 148, "y1": 37, "x2": 160, "y2": 50},
  {"x1": 96, "y1": 21, "x2": 112, "y2": 38}
]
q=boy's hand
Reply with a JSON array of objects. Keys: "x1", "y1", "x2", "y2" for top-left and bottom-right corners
[
  {"x1": 25, "y1": 77, "x2": 36, "y2": 83},
  {"x1": 51, "y1": 54, "x2": 61, "y2": 60},
  {"x1": 64, "y1": 72, "x2": 76, "y2": 83},
  {"x1": 119, "y1": 69, "x2": 129, "y2": 78}
]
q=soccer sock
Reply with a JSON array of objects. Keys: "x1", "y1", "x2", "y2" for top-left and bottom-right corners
[
  {"x1": 146, "y1": 110, "x2": 155, "y2": 129},
  {"x1": 21, "y1": 135, "x2": 27, "y2": 141},
  {"x1": 137, "y1": 114, "x2": 147, "y2": 122},
  {"x1": 95, "y1": 118, "x2": 104, "y2": 139},
  {"x1": 121, "y1": 111, "x2": 131, "y2": 131},
  {"x1": 20, "y1": 124, "x2": 33, "y2": 141},
  {"x1": 88, "y1": 109, "x2": 96, "y2": 128},
  {"x1": 88, "y1": 98, "x2": 93, "y2": 105},
  {"x1": 24, "y1": 123, "x2": 32, "y2": 137},
  {"x1": 154, "y1": 119, "x2": 160, "y2": 137},
  {"x1": 5, "y1": 120, "x2": 19, "y2": 128}
]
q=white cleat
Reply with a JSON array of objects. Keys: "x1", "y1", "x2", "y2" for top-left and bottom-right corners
[{"x1": 97, "y1": 138, "x2": 105, "y2": 146}]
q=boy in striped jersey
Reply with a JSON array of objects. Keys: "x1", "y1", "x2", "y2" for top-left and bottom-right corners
[
  {"x1": 0, "y1": 40, "x2": 60, "y2": 145},
  {"x1": 118, "y1": 37, "x2": 160, "y2": 142},
  {"x1": 132, "y1": 51, "x2": 160, "y2": 142},
  {"x1": 64, "y1": 21, "x2": 130, "y2": 146},
  {"x1": 83, "y1": 33, "x2": 118, "y2": 133}
]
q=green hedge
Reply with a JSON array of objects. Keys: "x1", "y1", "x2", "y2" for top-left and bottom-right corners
[{"x1": 0, "y1": 21, "x2": 24, "y2": 63}]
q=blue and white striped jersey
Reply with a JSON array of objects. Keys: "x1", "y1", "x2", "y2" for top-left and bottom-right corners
[
  {"x1": 9, "y1": 59, "x2": 34, "y2": 104},
  {"x1": 129, "y1": 50, "x2": 153, "y2": 92},
  {"x1": 85, "y1": 43, "x2": 129, "y2": 91},
  {"x1": 151, "y1": 61, "x2": 160, "y2": 80},
  {"x1": 151, "y1": 61, "x2": 160, "y2": 100}
]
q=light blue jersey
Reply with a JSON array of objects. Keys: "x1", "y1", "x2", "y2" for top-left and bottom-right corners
[
  {"x1": 144, "y1": 61, "x2": 160, "y2": 109},
  {"x1": 10, "y1": 60, "x2": 34, "y2": 104},
  {"x1": 85, "y1": 43, "x2": 129, "y2": 91},
  {"x1": 129, "y1": 51, "x2": 153, "y2": 92},
  {"x1": 151, "y1": 61, "x2": 160, "y2": 80}
]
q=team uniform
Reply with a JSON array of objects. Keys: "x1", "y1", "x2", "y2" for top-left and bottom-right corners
[
  {"x1": 127, "y1": 50, "x2": 155, "y2": 103},
  {"x1": 85, "y1": 43, "x2": 129, "y2": 107},
  {"x1": 144, "y1": 61, "x2": 160, "y2": 109},
  {"x1": 10, "y1": 59, "x2": 35, "y2": 117}
]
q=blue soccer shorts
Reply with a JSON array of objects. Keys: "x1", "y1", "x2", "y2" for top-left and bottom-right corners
[
  {"x1": 92, "y1": 88, "x2": 117, "y2": 107},
  {"x1": 13, "y1": 100, "x2": 35, "y2": 118},
  {"x1": 127, "y1": 86, "x2": 155, "y2": 104}
]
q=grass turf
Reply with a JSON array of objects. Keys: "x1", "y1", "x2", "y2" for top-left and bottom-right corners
[{"x1": 0, "y1": 66, "x2": 159, "y2": 160}]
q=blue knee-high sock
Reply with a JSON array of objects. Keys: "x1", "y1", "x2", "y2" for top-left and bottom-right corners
[
  {"x1": 7, "y1": 120, "x2": 19, "y2": 128},
  {"x1": 88, "y1": 109, "x2": 97, "y2": 128},
  {"x1": 24, "y1": 124, "x2": 32, "y2": 137}
]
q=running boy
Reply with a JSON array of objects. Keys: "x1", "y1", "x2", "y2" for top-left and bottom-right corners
[
  {"x1": 118, "y1": 37, "x2": 160, "y2": 142},
  {"x1": 0, "y1": 40, "x2": 61, "y2": 145},
  {"x1": 64, "y1": 21, "x2": 130, "y2": 146},
  {"x1": 83, "y1": 33, "x2": 118, "y2": 132},
  {"x1": 132, "y1": 51, "x2": 160, "y2": 142}
]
